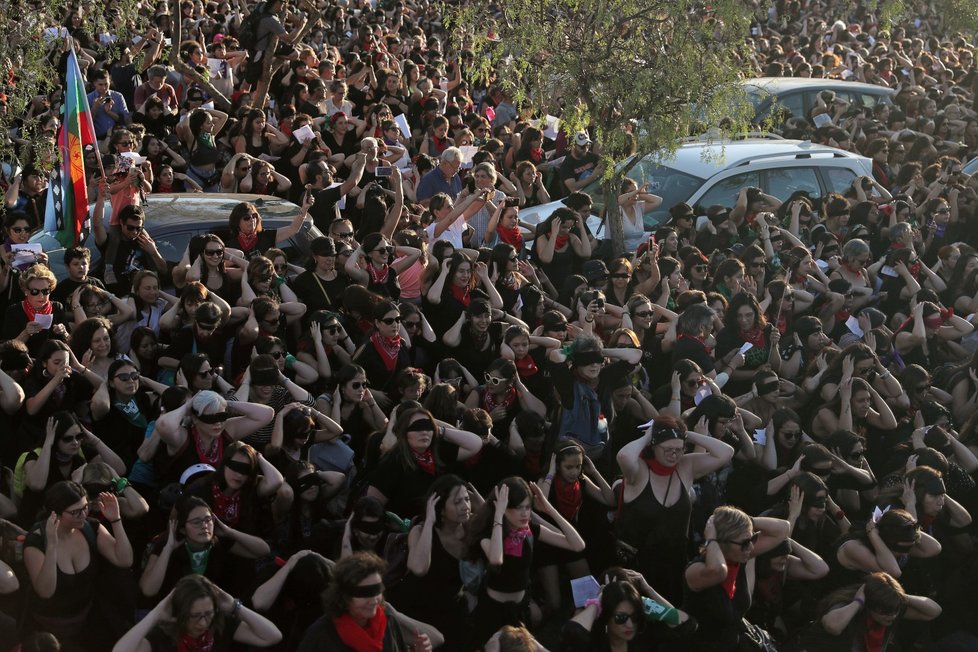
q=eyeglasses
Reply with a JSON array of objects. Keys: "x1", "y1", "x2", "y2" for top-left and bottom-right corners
[
  {"x1": 114, "y1": 371, "x2": 140, "y2": 382},
  {"x1": 63, "y1": 504, "x2": 90, "y2": 518},
  {"x1": 721, "y1": 531, "x2": 760, "y2": 551},
  {"x1": 196, "y1": 368, "x2": 218, "y2": 378},
  {"x1": 205, "y1": 248, "x2": 224, "y2": 257},
  {"x1": 196, "y1": 411, "x2": 231, "y2": 424},
  {"x1": 189, "y1": 609, "x2": 216, "y2": 622},
  {"x1": 379, "y1": 316, "x2": 402, "y2": 325},
  {"x1": 659, "y1": 446, "x2": 684, "y2": 457},
  {"x1": 61, "y1": 434, "x2": 84, "y2": 443},
  {"x1": 935, "y1": 208, "x2": 950, "y2": 214},
  {"x1": 186, "y1": 515, "x2": 214, "y2": 528},
  {"x1": 28, "y1": 287, "x2": 52, "y2": 296},
  {"x1": 780, "y1": 429, "x2": 801, "y2": 439},
  {"x1": 404, "y1": 320, "x2": 421, "y2": 328},
  {"x1": 349, "y1": 381, "x2": 369, "y2": 390},
  {"x1": 335, "y1": 231, "x2": 354, "y2": 239},
  {"x1": 123, "y1": 223, "x2": 144, "y2": 233},
  {"x1": 9, "y1": 226, "x2": 30, "y2": 234},
  {"x1": 613, "y1": 612, "x2": 640, "y2": 625},
  {"x1": 484, "y1": 373, "x2": 509, "y2": 386}
]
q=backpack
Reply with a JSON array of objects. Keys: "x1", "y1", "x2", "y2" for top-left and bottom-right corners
[
  {"x1": 381, "y1": 515, "x2": 421, "y2": 589},
  {"x1": 237, "y1": 2, "x2": 270, "y2": 55}
]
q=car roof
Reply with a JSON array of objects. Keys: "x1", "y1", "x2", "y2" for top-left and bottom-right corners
[
  {"x1": 741, "y1": 77, "x2": 896, "y2": 96},
  {"x1": 141, "y1": 193, "x2": 301, "y2": 226},
  {"x1": 655, "y1": 138, "x2": 870, "y2": 178}
]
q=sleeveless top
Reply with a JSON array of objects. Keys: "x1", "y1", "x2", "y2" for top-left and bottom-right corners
[
  {"x1": 617, "y1": 468, "x2": 692, "y2": 552},
  {"x1": 26, "y1": 520, "x2": 99, "y2": 618},
  {"x1": 558, "y1": 381, "x2": 601, "y2": 447},
  {"x1": 189, "y1": 133, "x2": 221, "y2": 167},
  {"x1": 485, "y1": 522, "x2": 540, "y2": 593},
  {"x1": 683, "y1": 556, "x2": 752, "y2": 651}
]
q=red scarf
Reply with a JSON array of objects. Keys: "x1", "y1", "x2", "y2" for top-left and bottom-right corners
[
  {"x1": 412, "y1": 448, "x2": 436, "y2": 475},
  {"x1": 503, "y1": 525, "x2": 532, "y2": 557},
  {"x1": 554, "y1": 477, "x2": 582, "y2": 520},
  {"x1": 367, "y1": 263, "x2": 390, "y2": 286},
  {"x1": 643, "y1": 458, "x2": 677, "y2": 476},
  {"x1": 332, "y1": 608, "x2": 387, "y2": 652},
  {"x1": 496, "y1": 225, "x2": 523, "y2": 249},
  {"x1": 370, "y1": 331, "x2": 401, "y2": 371},
  {"x1": 191, "y1": 427, "x2": 224, "y2": 466},
  {"x1": 740, "y1": 327, "x2": 766, "y2": 349},
  {"x1": 449, "y1": 284, "x2": 471, "y2": 307},
  {"x1": 864, "y1": 617, "x2": 887, "y2": 652},
  {"x1": 22, "y1": 298, "x2": 53, "y2": 322},
  {"x1": 484, "y1": 386, "x2": 517, "y2": 414},
  {"x1": 177, "y1": 630, "x2": 215, "y2": 652},
  {"x1": 677, "y1": 332, "x2": 712, "y2": 355},
  {"x1": 432, "y1": 134, "x2": 449, "y2": 154},
  {"x1": 515, "y1": 355, "x2": 539, "y2": 378},
  {"x1": 554, "y1": 234, "x2": 570, "y2": 249},
  {"x1": 722, "y1": 561, "x2": 740, "y2": 599},
  {"x1": 210, "y1": 483, "x2": 241, "y2": 527},
  {"x1": 237, "y1": 230, "x2": 258, "y2": 252},
  {"x1": 529, "y1": 148, "x2": 543, "y2": 163}
]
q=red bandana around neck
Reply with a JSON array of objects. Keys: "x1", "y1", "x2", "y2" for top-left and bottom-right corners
[
  {"x1": 643, "y1": 458, "x2": 678, "y2": 476},
  {"x1": 177, "y1": 629, "x2": 215, "y2": 652},
  {"x1": 740, "y1": 327, "x2": 766, "y2": 349},
  {"x1": 496, "y1": 225, "x2": 523, "y2": 249},
  {"x1": 722, "y1": 561, "x2": 740, "y2": 599},
  {"x1": 504, "y1": 525, "x2": 532, "y2": 557},
  {"x1": 554, "y1": 477, "x2": 582, "y2": 520},
  {"x1": 332, "y1": 608, "x2": 387, "y2": 652},
  {"x1": 864, "y1": 616, "x2": 887, "y2": 652},
  {"x1": 412, "y1": 448, "x2": 436, "y2": 475},
  {"x1": 515, "y1": 354, "x2": 539, "y2": 378},
  {"x1": 237, "y1": 230, "x2": 258, "y2": 252},
  {"x1": 191, "y1": 427, "x2": 224, "y2": 466},
  {"x1": 370, "y1": 331, "x2": 401, "y2": 371},
  {"x1": 484, "y1": 385, "x2": 517, "y2": 414},
  {"x1": 677, "y1": 332, "x2": 712, "y2": 355},
  {"x1": 449, "y1": 284, "x2": 471, "y2": 307},
  {"x1": 554, "y1": 234, "x2": 570, "y2": 249},
  {"x1": 367, "y1": 263, "x2": 390, "y2": 286},
  {"x1": 529, "y1": 148, "x2": 543, "y2": 163},
  {"x1": 210, "y1": 482, "x2": 241, "y2": 527},
  {"x1": 22, "y1": 298, "x2": 53, "y2": 323}
]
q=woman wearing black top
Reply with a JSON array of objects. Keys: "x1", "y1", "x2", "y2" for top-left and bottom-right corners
[
  {"x1": 224, "y1": 198, "x2": 312, "y2": 262},
  {"x1": 292, "y1": 237, "x2": 349, "y2": 315},
  {"x1": 682, "y1": 505, "x2": 790, "y2": 652},
  {"x1": 352, "y1": 301, "x2": 414, "y2": 396}
]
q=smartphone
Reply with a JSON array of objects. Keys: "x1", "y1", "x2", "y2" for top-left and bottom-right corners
[{"x1": 375, "y1": 166, "x2": 392, "y2": 177}]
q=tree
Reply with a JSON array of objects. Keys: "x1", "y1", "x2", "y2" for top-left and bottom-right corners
[{"x1": 447, "y1": 0, "x2": 763, "y2": 256}]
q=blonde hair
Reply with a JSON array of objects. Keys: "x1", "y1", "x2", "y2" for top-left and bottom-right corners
[
  {"x1": 713, "y1": 505, "x2": 752, "y2": 541},
  {"x1": 19, "y1": 264, "x2": 57, "y2": 292}
]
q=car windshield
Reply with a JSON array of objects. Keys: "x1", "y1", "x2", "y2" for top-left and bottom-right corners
[{"x1": 582, "y1": 157, "x2": 704, "y2": 228}]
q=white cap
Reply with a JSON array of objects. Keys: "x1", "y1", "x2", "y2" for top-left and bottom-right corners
[{"x1": 180, "y1": 463, "x2": 216, "y2": 486}]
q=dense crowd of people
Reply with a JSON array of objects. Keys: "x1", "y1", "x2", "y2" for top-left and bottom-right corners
[{"x1": 0, "y1": 0, "x2": 977, "y2": 650}]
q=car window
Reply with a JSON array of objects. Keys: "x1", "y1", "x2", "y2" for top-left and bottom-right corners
[
  {"x1": 763, "y1": 167, "x2": 822, "y2": 203},
  {"x1": 695, "y1": 171, "x2": 763, "y2": 210},
  {"x1": 822, "y1": 167, "x2": 858, "y2": 196},
  {"x1": 772, "y1": 91, "x2": 805, "y2": 120}
]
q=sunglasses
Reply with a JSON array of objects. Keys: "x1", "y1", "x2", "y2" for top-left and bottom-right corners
[
  {"x1": 274, "y1": 264, "x2": 288, "y2": 272},
  {"x1": 335, "y1": 231, "x2": 354, "y2": 239},
  {"x1": 267, "y1": 351, "x2": 285, "y2": 359},
  {"x1": 322, "y1": 325, "x2": 341, "y2": 334},
  {"x1": 721, "y1": 531, "x2": 760, "y2": 551},
  {"x1": 379, "y1": 316, "x2": 402, "y2": 325},
  {"x1": 349, "y1": 381, "x2": 369, "y2": 390},
  {"x1": 124, "y1": 224, "x2": 144, "y2": 233},
  {"x1": 114, "y1": 371, "x2": 140, "y2": 382},
  {"x1": 632, "y1": 310, "x2": 653, "y2": 318},
  {"x1": 196, "y1": 411, "x2": 231, "y2": 424},
  {"x1": 204, "y1": 248, "x2": 225, "y2": 257},
  {"x1": 196, "y1": 368, "x2": 218, "y2": 378},
  {"x1": 404, "y1": 320, "x2": 421, "y2": 328},
  {"x1": 28, "y1": 288, "x2": 52, "y2": 296},
  {"x1": 780, "y1": 429, "x2": 801, "y2": 439},
  {"x1": 484, "y1": 373, "x2": 509, "y2": 386},
  {"x1": 61, "y1": 434, "x2": 84, "y2": 444},
  {"x1": 373, "y1": 246, "x2": 393, "y2": 255},
  {"x1": 613, "y1": 612, "x2": 640, "y2": 625},
  {"x1": 9, "y1": 226, "x2": 30, "y2": 234}
]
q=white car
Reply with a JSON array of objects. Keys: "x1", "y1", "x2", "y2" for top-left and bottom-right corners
[{"x1": 519, "y1": 138, "x2": 874, "y2": 239}]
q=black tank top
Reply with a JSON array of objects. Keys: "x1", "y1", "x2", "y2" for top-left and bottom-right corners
[{"x1": 617, "y1": 468, "x2": 692, "y2": 550}]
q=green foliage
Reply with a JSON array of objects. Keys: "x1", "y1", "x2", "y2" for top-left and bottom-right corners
[{"x1": 446, "y1": 0, "x2": 757, "y2": 253}]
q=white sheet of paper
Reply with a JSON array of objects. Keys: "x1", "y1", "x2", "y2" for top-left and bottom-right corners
[
  {"x1": 207, "y1": 58, "x2": 226, "y2": 78},
  {"x1": 394, "y1": 113, "x2": 412, "y2": 140},
  {"x1": 543, "y1": 115, "x2": 560, "y2": 140},
  {"x1": 439, "y1": 77, "x2": 449, "y2": 91},
  {"x1": 327, "y1": 182, "x2": 347, "y2": 210},
  {"x1": 815, "y1": 259, "x2": 830, "y2": 272},
  {"x1": 845, "y1": 315, "x2": 864, "y2": 337},
  {"x1": 571, "y1": 576, "x2": 601, "y2": 609},
  {"x1": 812, "y1": 112, "x2": 832, "y2": 128},
  {"x1": 880, "y1": 265, "x2": 898, "y2": 277},
  {"x1": 257, "y1": 153, "x2": 280, "y2": 162},
  {"x1": 754, "y1": 428, "x2": 767, "y2": 445},
  {"x1": 32, "y1": 314, "x2": 53, "y2": 330},
  {"x1": 738, "y1": 342, "x2": 754, "y2": 355},
  {"x1": 694, "y1": 385, "x2": 711, "y2": 406},
  {"x1": 293, "y1": 124, "x2": 316, "y2": 144},
  {"x1": 10, "y1": 243, "x2": 42, "y2": 254},
  {"x1": 458, "y1": 145, "x2": 479, "y2": 167}
]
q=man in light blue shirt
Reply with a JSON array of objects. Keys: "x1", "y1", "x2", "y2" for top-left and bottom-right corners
[
  {"x1": 88, "y1": 69, "x2": 130, "y2": 140},
  {"x1": 416, "y1": 147, "x2": 463, "y2": 206}
]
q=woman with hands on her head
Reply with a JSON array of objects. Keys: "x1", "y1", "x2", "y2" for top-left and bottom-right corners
[
  {"x1": 682, "y1": 505, "x2": 790, "y2": 652},
  {"x1": 24, "y1": 481, "x2": 134, "y2": 650},
  {"x1": 114, "y1": 574, "x2": 282, "y2": 652},
  {"x1": 466, "y1": 476, "x2": 586, "y2": 649}
]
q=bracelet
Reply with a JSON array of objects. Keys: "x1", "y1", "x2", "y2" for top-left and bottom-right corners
[
  {"x1": 544, "y1": 474, "x2": 554, "y2": 482},
  {"x1": 584, "y1": 317, "x2": 594, "y2": 323},
  {"x1": 232, "y1": 598, "x2": 243, "y2": 617},
  {"x1": 108, "y1": 518, "x2": 122, "y2": 524},
  {"x1": 583, "y1": 597, "x2": 602, "y2": 614},
  {"x1": 853, "y1": 597, "x2": 865, "y2": 608},
  {"x1": 493, "y1": 521, "x2": 503, "y2": 528},
  {"x1": 671, "y1": 395, "x2": 680, "y2": 401}
]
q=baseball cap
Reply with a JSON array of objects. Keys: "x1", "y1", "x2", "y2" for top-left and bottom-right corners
[{"x1": 574, "y1": 132, "x2": 592, "y2": 147}]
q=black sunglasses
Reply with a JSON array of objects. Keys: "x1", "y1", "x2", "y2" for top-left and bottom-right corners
[
  {"x1": 114, "y1": 371, "x2": 140, "y2": 382},
  {"x1": 196, "y1": 368, "x2": 218, "y2": 378},
  {"x1": 613, "y1": 612, "x2": 640, "y2": 625},
  {"x1": 28, "y1": 288, "x2": 52, "y2": 296},
  {"x1": 379, "y1": 316, "x2": 402, "y2": 325},
  {"x1": 205, "y1": 248, "x2": 224, "y2": 257},
  {"x1": 721, "y1": 531, "x2": 760, "y2": 551},
  {"x1": 350, "y1": 381, "x2": 368, "y2": 390}
]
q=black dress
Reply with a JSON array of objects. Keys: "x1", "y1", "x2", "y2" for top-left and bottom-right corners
[
  {"x1": 682, "y1": 556, "x2": 752, "y2": 652},
  {"x1": 616, "y1": 468, "x2": 692, "y2": 605}
]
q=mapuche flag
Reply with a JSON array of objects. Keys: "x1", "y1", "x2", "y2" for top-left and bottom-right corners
[{"x1": 44, "y1": 43, "x2": 97, "y2": 248}]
